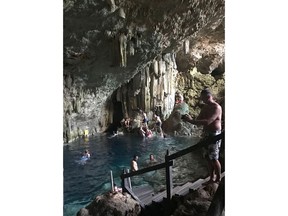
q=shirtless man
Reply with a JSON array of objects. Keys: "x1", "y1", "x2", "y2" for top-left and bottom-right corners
[
  {"x1": 130, "y1": 155, "x2": 139, "y2": 172},
  {"x1": 153, "y1": 114, "x2": 163, "y2": 137},
  {"x1": 182, "y1": 88, "x2": 222, "y2": 184}
]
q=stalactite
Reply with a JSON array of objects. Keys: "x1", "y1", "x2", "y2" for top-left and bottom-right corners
[
  {"x1": 119, "y1": 32, "x2": 127, "y2": 67},
  {"x1": 66, "y1": 101, "x2": 72, "y2": 114},
  {"x1": 121, "y1": 85, "x2": 128, "y2": 119},
  {"x1": 156, "y1": 77, "x2": 162, "y2": 105},
  {"x1": 184, "y1": 39, "x2": 190, "y2": 54},
  {"x1": 136, "y1": 31, "x2": 142, "y2": 48},
  {"x1": 110, "y1": 33, "x2": 118, "y2": 67},
  {"x1": 158, "y1": 59, "x2": 166, "y2": 76},
  {"x1": 153, "y1": 60, "x2": 158, "y2": 76},
  {"x1": 106, "y1": 0, "x2": 116, "y2": 12},
  {"x1": 118, "y1": 8, "x2": 125, "y2": 19},
  {"x1": 132, "y1": 72, "x2": 141, "y2": 93},
  {"x1": 171, "y1": 53, "x2": 177, "y2": 69},
  {"x1": 65, "y1": 74, "x2": 73, "y2": 88},
  {"x1": 144, "y1": 65, "x2": 151, "y2": 111},
  {"x1": 145, "y1": 65, "x2": 150, "y2": 87},
  {"x1": 128, "y1": 40, "x2": 134, "y2": 56},
  {"x1": 159, "y1": 76, "x2": 165, "y2": 105},
  {"x1": 140, "y1": 68, "x2": 146, "y2": 110},
  {"x1": 150, "y1": 75, "x2": 156, "y2": 109},
  {"x1": 163, "y1": 69, "x2": 168, "y2": 99}
]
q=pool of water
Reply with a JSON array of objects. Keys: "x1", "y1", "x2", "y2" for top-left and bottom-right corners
[{"x1": 63, "y1": 134, "x2": 208, "y2": 216}]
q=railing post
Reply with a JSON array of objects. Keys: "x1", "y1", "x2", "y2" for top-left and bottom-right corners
[
  {"x1": 110, "y1": 170, "x2": 114, "y2": 192},
  {"x1": 127, "y1": 169, "x2": 132, "y2": 189},
  {"x1": 121, "y1": 169, "x2": 126, "y2": 192},
  {"x1": 165, "y1": 149, "x2": 173, "y2": 201},
  {"x1": 206, "y1": 177, "x2": 225, "y2": 216}
]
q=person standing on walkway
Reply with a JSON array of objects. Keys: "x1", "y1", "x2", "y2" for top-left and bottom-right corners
[{"x1": 182, "y1": 88, "x2": 222, "y2": 184}]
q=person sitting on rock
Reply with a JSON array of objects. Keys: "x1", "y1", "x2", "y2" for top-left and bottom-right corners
[
  {"x1": 140, "y1": 126, "x2": 153, "y2": 138},
  {"x1": 121, "y1": 117, "x2": 131, "y2": 132}
]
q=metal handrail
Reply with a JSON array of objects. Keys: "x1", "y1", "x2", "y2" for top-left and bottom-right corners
[{"x1": 120, "y1": 131, "x2": 224, "y2": 205}]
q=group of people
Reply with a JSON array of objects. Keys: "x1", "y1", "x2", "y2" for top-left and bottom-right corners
[
  {"x1": 139, "y1": 112, "x2": 164, "y2": 138},
  {"x1": 130, "y1": 154, "x2": 157, "y2": 172},
  {"x1": 119, "y1": 108, "x2": 165, "y2": 138},
  {"x1": 131, "y1": 88, "x2": 223, "y2": 185},
  {"x1": 121, "y1": 117, "x2": 132, "y2": 132}
]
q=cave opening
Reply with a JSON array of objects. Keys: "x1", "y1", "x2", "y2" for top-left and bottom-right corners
[
  {"x1": 113, "y1": 100, "x2": 123, "y2": 129},
  {"x1": 105, "y1": 91, "x2": 124, "y2": 133}
]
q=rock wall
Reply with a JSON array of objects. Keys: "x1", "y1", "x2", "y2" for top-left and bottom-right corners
[
  {"x1": 63, "y1": 0, "x2": 225, "y2": 143},
  {"x1": 77, "y1": 191, "x2": 141, "y2": 216}
]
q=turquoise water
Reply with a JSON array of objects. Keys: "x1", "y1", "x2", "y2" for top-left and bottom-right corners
[{"x1": 63, "y1": 134, "x2": 208, "y2": 216}]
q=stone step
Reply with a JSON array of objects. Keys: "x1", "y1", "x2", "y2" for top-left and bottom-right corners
[
  {"x1": 152, "y1": 190, "x2": 167, "y2": 203},
  {"x1": 192, "y1": 172, "x2": 226, "y2": 191},
  {"x1": 174, "y1": 181, "x2": 194, "y2": 196},
  {"x1": 141, "y1": 193, "x2": 154, "y2": 206},
  {"x1": 138, "y1": 172, "x2": 226, "y2": 207},
  {"x1": 133, "y1": 185, "x2": 154, "y2": 197}
]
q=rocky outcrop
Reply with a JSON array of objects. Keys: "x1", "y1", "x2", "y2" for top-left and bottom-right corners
[
  {"x1": 171, "y1": 183, "x2": 220, "y2": 216},
  {"x1": 63, "y1": 0, "x2": 225, "y2": 143},
  {"x1": 162, "y1": 100, "x2": 193, "y2": 135},
  {"x1": 76, "y1": 182, "x2": 222, "y2": 216},
  {"x1": 176, "y1": 68, "x2": 225, "y2": 118},
  {"x1": 77, "y1": 191, "x2": 141, "y2": 216}
]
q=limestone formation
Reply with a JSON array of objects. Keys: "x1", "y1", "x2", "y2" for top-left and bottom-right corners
[
  {"x1": 184, "y1": 39, "x2": 190, "y2": 54},
  {"x1": 119, "y1": 32, "x2": 127, "y2": 67},
  {"x1": 118, "y1": 8, "x2": 126, "y2": 19},
  {"x1": 106, "y1": 0, "x2": 116, "y2": 12},
  {"x1": 63, "y1": 0, "x2": 225, "y2": 142},
  {"x1": 128, "y1": 40, "x2": 135, "y2": 56}
]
